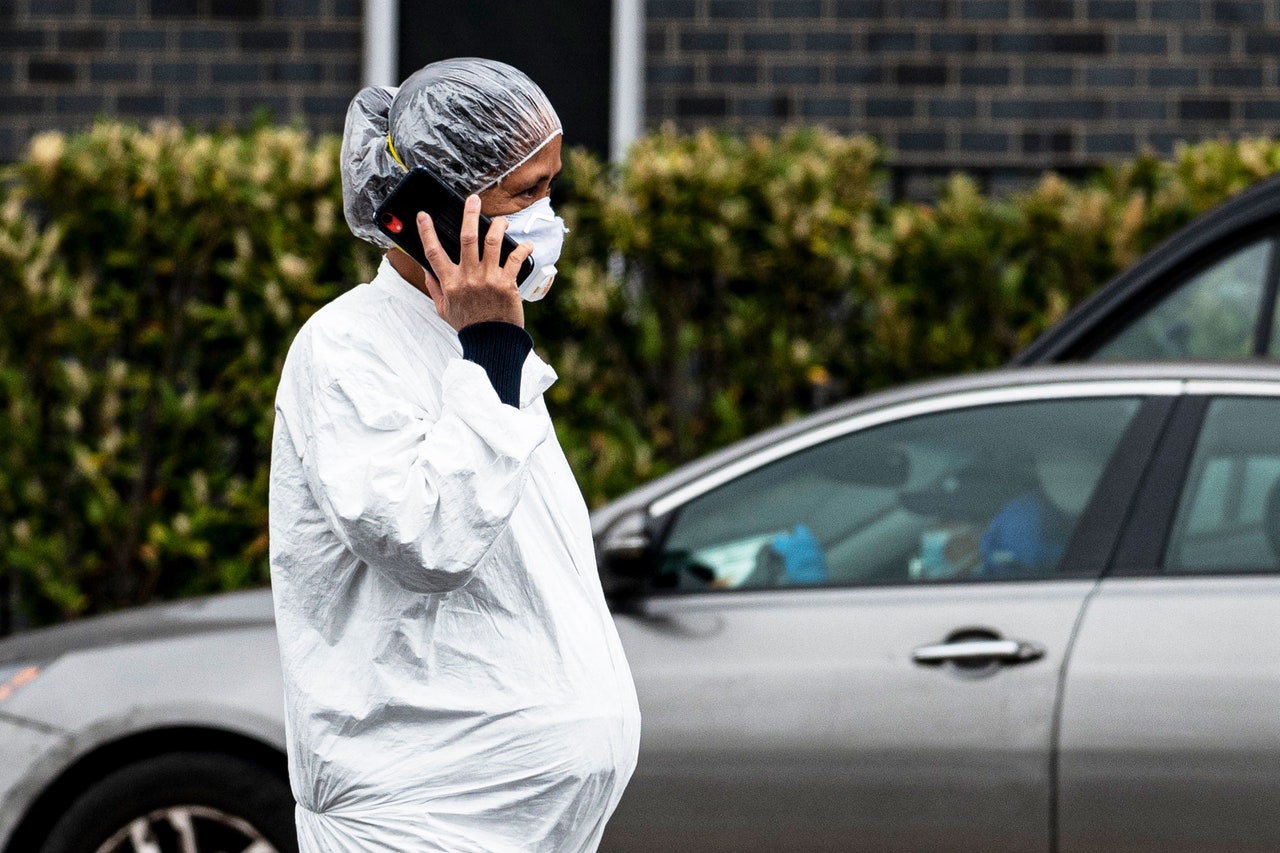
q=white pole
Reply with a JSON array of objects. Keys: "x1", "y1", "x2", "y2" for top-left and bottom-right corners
[
  {"x1": 363, "y1": 0, "x2": 399, "y2": 88},
  {"x1": 610, "y1": 0, "x2": 644, "y2": 164}
]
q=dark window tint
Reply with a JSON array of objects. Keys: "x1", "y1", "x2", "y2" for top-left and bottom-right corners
[
  {"x1": 1092, "y1": 240, "x2": 1273, "y2": 361},
  {"x1": 1166, "y1": 397, "x2": 1280, "y2": 573},
  {"x1": 657, "y1": 396, "x2": 1141, "y2": 591}
]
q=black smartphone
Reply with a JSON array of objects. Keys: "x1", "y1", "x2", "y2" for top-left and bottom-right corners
[{"x1": 374, "y1": 167, "x2": 534, "y2": 285}]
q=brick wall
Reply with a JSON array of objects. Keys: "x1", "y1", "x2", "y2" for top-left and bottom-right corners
[
  {"x1": 0, "y1": 0, "x2": 361, "y2": 163},
  {"x1": 6, "y1": 0, "x2": 1280, "y2": 187},
  {"x1": 646, "y1": 0, "x2": 1280, "y2": 188}
]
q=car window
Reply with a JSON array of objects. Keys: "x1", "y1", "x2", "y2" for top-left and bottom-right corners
[
  {"x1": 1091, "y1": 239, "x2": 1273, "y2": 361},
  {"x1": 655, "y1": 396, "x2": 1142, "y2": 591},
  {"x1": 1166, "y1": 397, "x2": 1280, "y2": 573}
]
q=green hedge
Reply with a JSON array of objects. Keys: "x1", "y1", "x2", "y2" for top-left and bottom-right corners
[{"x1": 4, "y1": 121, "x2": 1280, "y2": 625}]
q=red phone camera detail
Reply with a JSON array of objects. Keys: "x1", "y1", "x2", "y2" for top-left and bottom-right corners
[{"x1": 380, "y1": 212, "x2": 403, "y2": 234}]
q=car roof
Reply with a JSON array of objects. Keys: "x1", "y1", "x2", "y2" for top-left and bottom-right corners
[
  {"x1": 590, "y1": 360, "x2": 1280, "y2": 532},
  {"x1": 1013, "y1": 173, "x2": 1280, "y2": 364}
]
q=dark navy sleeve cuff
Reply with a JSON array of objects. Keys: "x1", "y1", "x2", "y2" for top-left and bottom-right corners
[{"x1": 458, "y1": 321, "x2": 533, "y2": 408}]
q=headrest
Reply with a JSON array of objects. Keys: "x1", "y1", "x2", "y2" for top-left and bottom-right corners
[{"x1": 899, "y1": 465, "x2": 1033, "y2": 522}]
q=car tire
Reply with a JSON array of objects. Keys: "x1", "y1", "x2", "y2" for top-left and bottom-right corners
[{"x1": 38, "y1": 752, "x2": 298, "y2": 853}]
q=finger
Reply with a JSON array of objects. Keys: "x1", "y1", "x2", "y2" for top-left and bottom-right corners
[
  {"x1": 484, "y1": 215, "x2": 509, "y2": 271},
  {"x1": 416, "y1": 212, "x2": 455, "y2": 281},
  {"x1": 503, "y1": 240, "x2": 535, "y2": 277},
  {"x1": 459, "y1": 194, "x2": 481, "y2": 267}
]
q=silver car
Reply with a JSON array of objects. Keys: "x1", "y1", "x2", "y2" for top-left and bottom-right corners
[{"x1": 3, "y1": 361, "x2": 1280, "y2": 853}]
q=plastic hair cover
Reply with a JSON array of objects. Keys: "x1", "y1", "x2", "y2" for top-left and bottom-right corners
[{"x1": 340, "y1": 58, "x2": 563, "y2": 249}]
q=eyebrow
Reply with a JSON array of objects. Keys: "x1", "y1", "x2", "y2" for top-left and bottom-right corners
[{"x1": 512, "y1": 168, "x2": 562, "y2": 192}]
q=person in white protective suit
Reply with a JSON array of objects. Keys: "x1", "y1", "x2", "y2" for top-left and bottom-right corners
[{"x1": 268, "y1": 58, "x2": 641, "y2": 852}]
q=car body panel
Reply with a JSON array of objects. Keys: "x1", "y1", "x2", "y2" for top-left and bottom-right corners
[
  {"x1": 605, "y1": 581, "x2": 1098, "y2": 853},
  {"x1": 2, "y1": 589, "x2": 285, "y2": 757},
  {"x1": 0, "y1": 588, "x2": 277, "y2": 667},
  {"x1": 0, "y1": 592, "x2": 285, "y2": 850},
  {"x1": 6, "y1": 626, "x2": 285, "y2": 746},
  {"x1": 1058, "y1": 576, "x2": 1280, "y2": 852},
  {"x1": 0, "y1": 718, "x2": 72, "y2": 846}
]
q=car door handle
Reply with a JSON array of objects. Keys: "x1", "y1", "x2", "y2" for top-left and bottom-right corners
[{"x1": 911, "y1": 639, "x2": 1046, "y2": 665}]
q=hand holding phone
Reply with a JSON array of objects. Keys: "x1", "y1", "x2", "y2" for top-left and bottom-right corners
[
  {"x1": 409, "y1": 192, "x2": 535, "y2": 331},
  {"x1": 375, "y1": 167, "x2": 534, "y2": 286}
]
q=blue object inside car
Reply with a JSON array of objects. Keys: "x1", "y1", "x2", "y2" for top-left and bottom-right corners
[{"x1": 771, "y1": 524, "x2": 829, "y2": 584}]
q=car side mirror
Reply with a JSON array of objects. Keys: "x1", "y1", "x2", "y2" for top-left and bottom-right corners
[{"x1": 597, "y1": 509, "x2": 656, "y2": 604}]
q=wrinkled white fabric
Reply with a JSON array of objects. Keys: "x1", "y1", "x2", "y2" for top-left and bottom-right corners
[{"x1": 268, "y1": 258, "x2": 640, "y2": 852}]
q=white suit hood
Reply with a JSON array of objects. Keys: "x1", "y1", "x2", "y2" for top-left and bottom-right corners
[{"x1": 269, "y1": 259, "x2": 640, "y2": 851}]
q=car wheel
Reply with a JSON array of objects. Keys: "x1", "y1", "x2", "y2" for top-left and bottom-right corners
[{"x1": 39, "y1": 752, "x2": 298, "y2": 853}]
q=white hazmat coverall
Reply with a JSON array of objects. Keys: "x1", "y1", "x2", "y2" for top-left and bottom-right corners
[{"x1": 268, "y1": 258, "x2": 641, "y2": 851}]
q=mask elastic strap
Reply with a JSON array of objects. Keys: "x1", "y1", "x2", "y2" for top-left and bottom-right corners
[{"x1": 387, "y1": 134, "x2": 408, "y2": 172}]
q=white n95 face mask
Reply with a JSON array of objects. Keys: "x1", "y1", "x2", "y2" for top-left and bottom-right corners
[{"x1": 504, "y1": 197, "x2": 568, "y2": 302}]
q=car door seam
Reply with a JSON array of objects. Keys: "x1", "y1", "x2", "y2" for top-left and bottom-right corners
[{"x1": 1046, "y1": 575, "x2": 1105, "y2": 853}]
